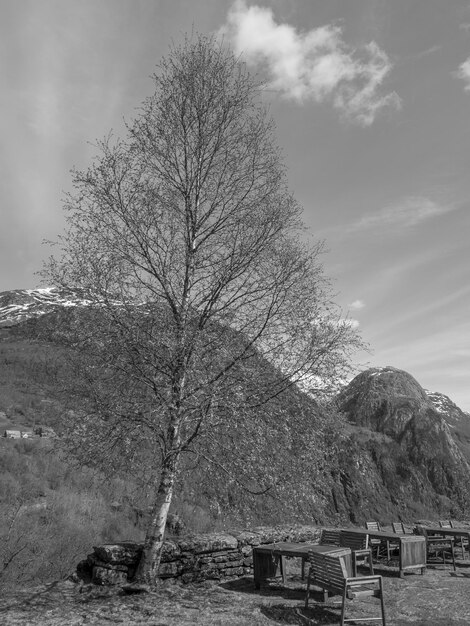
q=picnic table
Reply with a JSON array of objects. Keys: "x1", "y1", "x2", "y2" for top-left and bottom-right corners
[
  {"x1": 252, "y1": 542, "x2": 352, "y2": 589},
  {"x1": 422, "y1": 526, "x2": 470, "y2": 559},
  {"x1": 340, "y1": 528, "x2": 426, "y2": 577}
]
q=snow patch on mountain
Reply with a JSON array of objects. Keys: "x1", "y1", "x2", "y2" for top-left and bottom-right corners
[{"x1": 0, "y1": 287, "x2": 93, "y2": 328}]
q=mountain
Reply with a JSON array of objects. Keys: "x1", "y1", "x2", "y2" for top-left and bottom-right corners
[
  {"x1": 332, "y1": 366, "x2": 470, "y2": 520},
  {"x1": 0, "y1": 287, "x2": 93, "y2": 328},
  {"x1": 426, "y1": 389, "x2": 470, "y2": 460},
  {"x1": 2, "y1": 289, "x2": 470, "y2": 524}
]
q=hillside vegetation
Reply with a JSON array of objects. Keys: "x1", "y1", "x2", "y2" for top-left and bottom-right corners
[{"x1": 1, "y1": 291, "x2": 470, "y2": 588}]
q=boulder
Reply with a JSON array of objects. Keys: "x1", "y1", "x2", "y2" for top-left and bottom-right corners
[
  {"x1": 92, "y1": 566, "x2": 128, "y2": 586},
  {"x1": 93, "y1": 542, "x2": 143, "y2": 566}
]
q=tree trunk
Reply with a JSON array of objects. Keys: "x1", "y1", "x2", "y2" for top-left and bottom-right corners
[{"x1": 133, "y1": 455, "x2": 178, "y2": 586}]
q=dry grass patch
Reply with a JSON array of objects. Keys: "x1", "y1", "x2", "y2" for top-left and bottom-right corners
[{"x1": 1, "y1": 561, "x2": 470, "y2": 625}]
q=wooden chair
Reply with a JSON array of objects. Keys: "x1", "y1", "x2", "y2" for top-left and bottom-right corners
[
  {"x1": 439, "y1": 520, "x2": 468, "y2": 559},
  {"x1": 305, "y1": 550, "x2": 386, "y2": 626},
  {"x1": 390, "y1": 522, "x2": 411, "y2": 559},
  {"x1": 339, "y1": 530, "x2": 374, "y2": 576},
  {"x1": 301, "y1": 528, "x2": 341, "y2": 580},
  {"x1": 365, "y1": 521, "x2": 390, "y2": 562},
  {"x1": 426, "y1": 535, "x2": 456, "y2": 570}
]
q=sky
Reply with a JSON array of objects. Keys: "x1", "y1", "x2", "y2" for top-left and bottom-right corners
[{"x1": 1, "y1": 0, "x2": 469, "y2": 410}]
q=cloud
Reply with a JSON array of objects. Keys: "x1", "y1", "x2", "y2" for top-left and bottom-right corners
[
  {"x1": 414, "y1": 44, "x2": 442, "y2": 59},
  {"x1": 349, "y1": 299, "x2": 365, "y2": 310},
  {"x1": 351, "y1": 196, "x2": 455, "y2": 231},
  {"x1": 220, "y1": 0, "x2": 401, "y2": 125},
  {"x1": 455, "y1": 57, "x2": 470, "y2": 91}
]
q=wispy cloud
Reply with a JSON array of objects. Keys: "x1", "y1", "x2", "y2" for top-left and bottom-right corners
[
  {"x1": 414, "y1": 44, "x2": 442, "y2": 60},
  {"x1": 220, "y1": 0, "x2": 401, "y2": 125},
  {"x1": 351, "y1": 196, "x2": 455, "y2": 231},
  {"x1": 454, "y1": 57, "x2": 470, "y2": 91},
  {"x1": 349, "y1": 299, "x2": 365, "y2": 311}
]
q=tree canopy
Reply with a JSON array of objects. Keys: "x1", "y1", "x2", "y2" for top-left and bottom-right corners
[{"x1": 43, "y1": 34, "x2": 363, "y2": 584}]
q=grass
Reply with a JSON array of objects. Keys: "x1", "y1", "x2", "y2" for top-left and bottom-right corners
[{"x1": 2, "y1": 560, "x2": 470, "y2": 625}]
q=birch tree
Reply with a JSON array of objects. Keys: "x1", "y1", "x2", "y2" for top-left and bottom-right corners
[{"x1": 43, "y1": 34, "x2": 362, "y2": 585}]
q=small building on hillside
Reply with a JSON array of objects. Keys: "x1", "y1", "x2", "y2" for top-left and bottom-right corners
[
  {"x1": 4, "y1": 430, "x2": 21, "y2": 438},
  {"x1": 3, "y1": 429, "x2": 36, "y2": 438}
]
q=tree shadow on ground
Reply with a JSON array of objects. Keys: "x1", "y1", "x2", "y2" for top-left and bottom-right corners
[
  {"x1": 0, "y1": 581, "x2": 65, "y2": 613},
  {"x1": 220, "y1": 576, "x2": 305, "y2": 601},
  {"x1": 261, "y1": 603, "x2": 340, "y2": 624}
]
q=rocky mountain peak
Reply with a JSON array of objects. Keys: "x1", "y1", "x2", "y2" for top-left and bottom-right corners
[
  {"x1": 333, "y1": 366, "x2": 470, "y2": 520},
  {"x1": 337, "y1": 366, "x2": 432, "y2": 436}
]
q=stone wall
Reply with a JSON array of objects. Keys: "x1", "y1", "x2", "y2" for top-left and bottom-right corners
[{"x1": 77, "y1": 525, "x2": 322, "y2": 586}]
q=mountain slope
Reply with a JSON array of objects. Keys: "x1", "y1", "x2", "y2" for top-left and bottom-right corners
[
  {"x1": 0, "y1": 288, "x2": 93, "y2": 328},
  {"x1": 333, "y1": 366, "x2": 470, "y2": 520},
  {"x1": 2, "y1": 289, "x2": 470, "y2": 524},
  {"x1": 426, "y1": 389, "x2": 470, "y2": 461}
]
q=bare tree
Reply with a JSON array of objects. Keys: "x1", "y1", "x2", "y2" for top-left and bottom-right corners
[{"x1": 43, "y1": 34, "x2": 362, "y2": 585}]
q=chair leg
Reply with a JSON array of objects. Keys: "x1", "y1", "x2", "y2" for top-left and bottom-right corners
[
  {"x1": 352, "y1": 553, "x2": 358, "y2": 577},
  {"x1": 458, "y1": 539, "x2": 465, "y2": 560},
  {"x1": 279, "y1": 555, "x2": 285, "y2": 584},
  {"x1": 379, "y1": 578, "x2": 386, "y2": 626},
  {"x1": 305, "y1": 573, "x2": 311, "y2": 608},
  {"x1": 340, "y1": 586, "x2": 347, "y2": 626}
]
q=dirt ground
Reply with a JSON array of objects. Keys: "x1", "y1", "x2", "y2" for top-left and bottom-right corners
[{"x1": 1, "y1": 560, "x2": 470, "y2": 625}]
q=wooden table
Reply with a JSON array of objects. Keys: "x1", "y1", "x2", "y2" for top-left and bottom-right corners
[
  {"x1": 340, "y1": 529, "x2": 426, "y2": 577},
  {"x1": 422, "y1": 526, "x2": 470, "y2": 559},
  {"x1": 252, "y1": 542, "x2": 352, "y2": 589}
]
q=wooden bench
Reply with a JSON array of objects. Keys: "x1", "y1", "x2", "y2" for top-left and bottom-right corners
[
  {"x1": 305, "y1": 550, "x2": 386, "y2": 626},
  {"x1": 339, "y1": 530, "x2": 374, "y2": 576},
  {"x1": 320, "y1": 528, "x2": 341, "y2": 545}
]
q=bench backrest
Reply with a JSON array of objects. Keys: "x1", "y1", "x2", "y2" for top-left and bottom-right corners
[
  {"x1": 392, "y1": 522, "x2": 405, "y2": 534},
  {"x1": 340, "y1": 530, "x2": 369, "y2": 550},
  {"x1": 320, "y1": 529, "x2": 341, "y2": 545},
  {"x1": 365, "y1": 521, "x2": 381, "y2": 532},
  {"x1": 439, "y1": 520, "x2": 452, "y2": 528},
  {"x1": 308, "y1": 550, "x2": 350, "y2": 595}
]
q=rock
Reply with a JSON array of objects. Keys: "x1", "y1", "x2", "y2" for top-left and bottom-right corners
[
  {"x1": 161, "y1": 540, "x2": 181, "y2": 561},
  {"x1": 236, "y1": 531, "x2": 262, "y2": 547},
  {"x1": 93, "y1": 542, "x2": 143, "y2": 566},
  {"x1": 88, "y1": 556, "x2": 128, "y2": 572},
  {"x1": 121, "y1": 583, "x2": 151, "y2": 594},
  {"x1": 178, "y1": 533, "x2": 238, "y2": 554},
  {"x1": 158, "y1": 561, "x2": 182, "y2": 578},
  {"x1": 92, "y1": 566, "x2": 128, "y2": 586}
]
